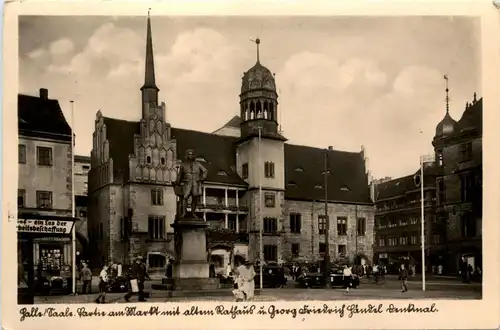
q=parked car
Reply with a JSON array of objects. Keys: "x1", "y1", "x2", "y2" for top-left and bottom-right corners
[
  {"x1": 297, "y1": 271, "x2": 327, "y2": 288},
  {"x1": 254, "y1": 264, "x2": 287, "y2": 288},
  {"x1": 329, "y1": 266, "x2": 360, "y2": 288}
]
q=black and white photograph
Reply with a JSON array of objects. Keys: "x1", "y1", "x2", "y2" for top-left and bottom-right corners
[{"x1": 3, "y1": 1, "x2": 499, "y2": 329}]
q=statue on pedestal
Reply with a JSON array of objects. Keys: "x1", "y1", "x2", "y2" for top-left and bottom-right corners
[{"x1": 174, "y1": 149, "x2": 208, "y2": 219}]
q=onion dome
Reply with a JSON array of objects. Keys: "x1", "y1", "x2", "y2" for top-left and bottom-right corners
[
  {"x1": 435, "y1": 74, "x2": 457, "y2": 138},
  {"x1": 435, "y1": 111, "x2": 457, "y2": 138}
]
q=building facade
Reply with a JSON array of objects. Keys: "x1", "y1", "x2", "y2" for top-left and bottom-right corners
[
  {"x1": 87, "y1": 16, "x2": 375, "y2": 275},
  {"x1": 74, "y1": 155, "x2": 90, "y2": 261},
  {"x1": 372, "y1": 92, "x2": 482, "y2": 275},
  {"x1": 372, "y1": 165, "x2": 437, "y2": 273},
  {"x1": 17, "y1": 88, "x2": 77, "y2": 286},
  {"x1": 432, "y1": 94, "x2": 482, "y2": 274}
]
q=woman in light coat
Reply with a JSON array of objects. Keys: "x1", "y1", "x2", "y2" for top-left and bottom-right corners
[{"x1": 237, "y1": 261, "x2": 256, "y2": 300}]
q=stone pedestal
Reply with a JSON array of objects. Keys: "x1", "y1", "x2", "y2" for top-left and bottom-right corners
[{"x1": 170, "y1": 217, "x2": 219, "y2": 291}]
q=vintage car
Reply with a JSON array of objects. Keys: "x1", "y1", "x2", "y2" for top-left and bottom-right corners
[
  {"x1": 107, "y1": 274, "x2": 130, "y2": 293},
  {"x1": 329, "y1": 266, "x2": 360, "y2": 288},
  {"x1": 254, "y1": 264, "x2": 287, "y2": 288},
  {"x1": 297, "y1": 267, "x2": 360, "y2": 289}
]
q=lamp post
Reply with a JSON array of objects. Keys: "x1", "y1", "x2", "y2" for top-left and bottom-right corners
[
  {"x1": 70, "y1": 100, "x2": 76, "y2": 295},
  {"x1": 258, "y1": 125, "x2": 263, "y2": 290},
  {"x1": 323, "y1": 149, "x2": 331, "y2": 288}
]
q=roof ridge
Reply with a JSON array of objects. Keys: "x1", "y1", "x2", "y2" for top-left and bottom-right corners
[{"x1": 286, "y1": 143, "x2": 362, "y2": 155}]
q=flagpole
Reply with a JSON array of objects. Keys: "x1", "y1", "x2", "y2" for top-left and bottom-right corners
[
  {"x1": 71, "y1": 100, "x2": 76, "y2": 295},
  {"x1": 258, "y1": 126, "x2": 263, "y2": 290},
  {"x1": 324, "y1": 149, "x2": 331, "y2": 288},
  {"x1": 420, "y1": 155, "x2": 426, "y2": 291}
]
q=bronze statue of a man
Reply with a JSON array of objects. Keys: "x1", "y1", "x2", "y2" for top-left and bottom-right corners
[{"x1": 175, "y1": 149, "x2": 208, "y2": 219}]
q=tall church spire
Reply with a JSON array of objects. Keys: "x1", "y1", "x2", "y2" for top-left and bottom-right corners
[{"x1": 141, "y1": 9, "x2": 159, "y2": 106}]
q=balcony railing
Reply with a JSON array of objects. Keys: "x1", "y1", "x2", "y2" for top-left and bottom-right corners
[{"x1": 201, "y1": 203, "x2": 249, "y2": 212}]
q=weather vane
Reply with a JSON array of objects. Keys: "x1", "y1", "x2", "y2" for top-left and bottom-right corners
[
  {"x1": 444, "y1": 74, "x2": 450, "y2": 113},
  {"x1": 249, "y1": 37, "x2": 261, "y2": 63}
]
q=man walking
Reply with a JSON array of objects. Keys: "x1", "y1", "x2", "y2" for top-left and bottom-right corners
[
  {"x1": 80, "y1": 262, "x2": 92, "y2": 294},
  {"x1": 124, "y1": 257, "x2": 148, "y2": 302},
  {"x1": 399, "y1": 264, "x2": 408, "y2": 293}
]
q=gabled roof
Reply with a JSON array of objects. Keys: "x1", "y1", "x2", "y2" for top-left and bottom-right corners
[
  {"x1": 102, "y1": 117, "x2": 140, "y2": 182},
  {"x1": 375, "y1": 165, "x2": 436, "y2": 201},
  {"x1": 222, "y1": 116, "x2": 242, "y2": 128},
  {"x1": 98, "y1": 115, "x2": 373, "y2": 204},
  {"x1": 18, "y1": 94, "x2": 72, "y2": 142},
  {"x1": 171, "y1": 128, "x2": 247, "y2": 186},
  {"x1": 284, "y1": 144, "x2": 372, "y2": 204}
]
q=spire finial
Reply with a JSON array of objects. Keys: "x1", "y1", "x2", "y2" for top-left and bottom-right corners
[
  {"x1": 250, "y1": 37, "x2": 260, "y2": 63},
  {"x1": 473, "y1": 92, "x2": 477, "y2": 103},
  {"x1": 141, "y1": 8, "x2": 159, "y2": 103},
  {"x1": 444, "y1": 74, "x2": 450, "y2": 114},
  {"x1": 148, "y1": 7, "x2": 151, "y2": 16}
]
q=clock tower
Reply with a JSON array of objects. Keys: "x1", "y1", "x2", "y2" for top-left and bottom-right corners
[{"x1": 236, "y1": 38, "x2": 287, "y2": 264}]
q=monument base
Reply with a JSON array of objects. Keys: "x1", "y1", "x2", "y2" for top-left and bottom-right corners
[{"x1": 163, "y1": 277, "x2": 219, "y2": 291}]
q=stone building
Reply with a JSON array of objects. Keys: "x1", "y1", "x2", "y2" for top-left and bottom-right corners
[
  {"x1": 87, "y1": 15, "x2": 374, "y2": 275},
  {"x1": 372, "y1": 90, "x2": 483, "y2": 275},
  {"x1": 372, "y1": 165, "x2": 438, "y2": 272},
  {"x1": 432, "y1": 93, "x2": 482, "y2": 274},
  {"x1": 17, "y1": 88, "x2": 78, "y2": 280},
  {"x1": 74, "y1": 155, "x2": 90, "y2": 261}
]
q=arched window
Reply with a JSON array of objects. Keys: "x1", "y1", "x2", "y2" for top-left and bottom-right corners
[
  {"x1": 147, "y1": 156, "x2": 151, "y2": 164},
  {"x1": 161, "y1": 157, "x2": 165, "y2": 165},
  {"x1": 256, "y1": 100, "x2": 262, "y2": 118}
]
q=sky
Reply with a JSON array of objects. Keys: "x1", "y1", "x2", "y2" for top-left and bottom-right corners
[{"x1": 19, "y1": 15, "x2": 481, "y2": 179}]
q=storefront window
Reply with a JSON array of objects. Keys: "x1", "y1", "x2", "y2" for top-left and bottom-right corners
[{"x1": 39, "y1": 245, "x2": 63, "y2": 274}]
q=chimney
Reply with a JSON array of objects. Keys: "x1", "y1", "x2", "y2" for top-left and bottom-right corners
[
  {"x1": 39, "y1": 88, "x2": 48, "y2": 100},
  {"x1": 328, "y1": 146, "x2": 333, "y2": 150}
]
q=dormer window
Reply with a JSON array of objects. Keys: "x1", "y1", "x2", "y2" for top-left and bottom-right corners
[
  {"x1": 147, "y1": 156, "x2": 151, "y2": 164},
  {"x1": 314, "y1": 184, "x2": 324, "y2": 189},
  {"x1": 217, "y1": 170, "x2": 228, "y2": 176},
  {"x1": 196, "y1": 157, "x2": 207, "y2": 162},
  {"x1": 294, "y1": 167, "x2": 304, "y2": 172},
  {"x1": 287, "y1": 181, "x2": 297, "y2": 187},
  {"x1": 160, "y1": 157, "x2": 165, "y2": 165},
  {"x1": 340, "y1": 186, "x2": 350, "y2": 192}
]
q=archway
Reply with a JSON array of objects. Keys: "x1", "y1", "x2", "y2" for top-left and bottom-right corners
[{"x1": 75, "y1": 231, "x2": 90, "y2": 264}]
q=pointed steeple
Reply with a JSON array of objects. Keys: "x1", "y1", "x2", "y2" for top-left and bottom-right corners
[{"x1": 141, "y1": 9, "x2": 159, "y2": 106}]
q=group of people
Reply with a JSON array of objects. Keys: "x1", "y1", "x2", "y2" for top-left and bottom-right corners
[{"x1": 93, "y1": 256, "x2": 150, "y2": 304}]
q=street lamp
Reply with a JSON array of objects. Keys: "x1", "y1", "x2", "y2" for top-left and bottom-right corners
[{"x1": 323, "y1": 149, "x2": 331, "y2": 288}]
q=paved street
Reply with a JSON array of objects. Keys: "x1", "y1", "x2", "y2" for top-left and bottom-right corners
[{"x1": 33, "y1": 276, "x2": 481, "y2": 304}]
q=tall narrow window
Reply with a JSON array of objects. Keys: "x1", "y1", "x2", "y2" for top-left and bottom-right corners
[
  {"x1": 18, "y1": 189, "x2": 26, "y2": 208},
  {"x1": 291, "y1": 243, "x2": 300, "y2": 257},
  {"x1": 36, "y1": 191, "x2": 52, "y2": 209},
  {"x1": 148, "y1": 216, "x2": 165, "y2": 239},
  {"x1": 460, "y1": 142, "x2": 473, "y2": 161},
  {"x1": 337, "y1": 216, "x2": 347, "y2": 235},
  {"x1": 356, "y1": 217, "x2": 366, "y2": 236},
  {"x1": 263, "y1": 217, "x2": 278, "y2": 234},
  {"x1": 318, "y1": 215, "x2": 326, "y2": 235},
  {"x1": 338, "y1": 244, "x2": 347, "y2": 255},
  {"x1": 264, "y1": 162, "x2": 275, "y2": 178},
  {"x1": 438, "y1": 180, "x2": 446, "y2": 205},
  {"x1": 151, "y1": 188, "x2": 163, "y2": 205},
  {"x1": 37, "y1": 147, "x2": 53, "y2": 166},
  {"x1": 19, "y1": 145, "x2": 26, "y2": 164},
  {"x1": 263, "y1": 245, "x2": 277, "y2": 262},
  {"x1": 290, "y1": 213, "x2": 302, "y2": 233},
  {"x1": 242, "y1": 163, "x2": 249, "y2": 179}
]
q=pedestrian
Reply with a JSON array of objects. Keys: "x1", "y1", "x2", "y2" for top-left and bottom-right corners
[
  {"x1": 237, "y1": 261, "x2": 256, "y2": 301},
  {"x1": 95, "y1": 264, "x2": 109, "y2": 304},
  {"x1": 343, "y1": 264, "x2": 353, "y2": 293},
  {"x1": 124, "y1": 256, "x2": 148, "y2": 302},
  {"x1": 398, "y1": 264, "x2": 408, "y2": 293},
  {"x1": 438, "y1": 264, "x2": 443, "y2": 276},
  {"x1": 80, "y1": 262, "x2": 92, "y2": 294},
  {"x1": 372, "y1": 264, "x2": 379, "y2": 284}
]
